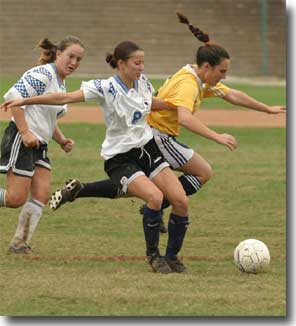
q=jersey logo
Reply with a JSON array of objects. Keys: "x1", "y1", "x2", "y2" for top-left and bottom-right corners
[{"x1": 131, "y1": 111, "x2": 142, "y2": 124}]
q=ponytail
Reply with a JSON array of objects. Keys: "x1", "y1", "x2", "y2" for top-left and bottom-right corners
[
  {"x1": 36, "y1": 38, "x2": 58, "y2": 64},
  {"x1": 176, "y1": 12, "x2": 230, "y2": 66},
  {"x1": 176, "y1": 12, "x2": 210, "y2": 44},
  {"x1": 106, "y1": 53, "x2": 117, "y2": 69}
]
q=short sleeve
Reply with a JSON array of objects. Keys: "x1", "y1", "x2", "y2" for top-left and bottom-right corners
[
  {"x1": 203, "y1": 82, "x2": 230, "y2": 98},
  {"x1": 4, "y1": 68, "x2": 52, "y2": 101},
  {"x1": 81, "y1": 79, "x2": 106, "y2": 105}
]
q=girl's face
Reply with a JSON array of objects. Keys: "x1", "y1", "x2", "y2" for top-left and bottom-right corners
[
  {"x1": 55, "y1": 44, "x2": 85, "y2": 79},
  {"x1": 202, "y1": 58, "x2": 230, "y2": 86},
  {"x1": 118, "y1": 50, "x2": 145, "y2": 82}
]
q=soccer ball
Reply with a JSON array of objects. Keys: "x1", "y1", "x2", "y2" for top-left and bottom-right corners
[{"x1": 234, "y1": 239, "x2": 270, "y2": 273}]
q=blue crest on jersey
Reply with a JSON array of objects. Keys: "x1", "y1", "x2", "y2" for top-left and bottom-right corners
[
  {"x1": 94, "y1": 79, "x2": 104, "y2": 95},
  {"x1": 24, "y1": 73, "x2": 46, "y2": 95},
  {"x1": 131, "y1": 111, "x2": 142, "y2": 124}
]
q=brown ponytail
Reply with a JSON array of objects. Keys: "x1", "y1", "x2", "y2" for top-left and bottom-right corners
[
  {"x1": 176, "y1": 12, "x2": 210, "y2": 44},
  {"x1": 176, "y1": 12, "x2": 230, "y2": 67},
  {"x1": 36, "y1": 38, "x2": 58, "y2": 64}
]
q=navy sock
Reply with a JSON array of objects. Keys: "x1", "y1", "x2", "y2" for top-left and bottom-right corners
[
  {"x1": 161, "y1": 174, "x2": 201, "y2": 210},
  {"x1": 77, "y1": 179, "x2": 120, "y2": 199},
  {"x1": 165, "y1": 214, "x2": 189, "y2": 258},
  {"x1": 142, "y1": 206, "x2": 162, "y2": 256}
]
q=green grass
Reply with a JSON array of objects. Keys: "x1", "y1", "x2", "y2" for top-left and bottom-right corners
[
  {"x1": 0, "y1": 76, "x2": 286, "y2": 109},
  {"x1": 0, "y1": 123, "x2": 286, "y2": 316}
]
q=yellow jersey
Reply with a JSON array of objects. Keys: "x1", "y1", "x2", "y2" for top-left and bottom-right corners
[{"x1": 147, "y1": 64, "x2": 230, "y2": 136}]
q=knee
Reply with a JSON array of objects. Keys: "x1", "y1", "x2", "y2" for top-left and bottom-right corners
[
  {"x1": 171, "y1": 194, "x2": 189, "y2": 214},
  {"x1": 5, "y1": 192, "x2": 27, "y2": 208},
  {"x1": 146, "y1": 189, "x2": 164, "y2": 210},
  {"x1": 199, "y1": 165, "x2": 214, "y2": 185}
]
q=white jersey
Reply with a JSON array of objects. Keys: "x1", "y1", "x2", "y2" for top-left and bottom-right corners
[
  {"x1": 3, "y1": 63, "x2": 67, "y2": 144},
  {"x1": 81, "y1": 74, "x2": 154, "y2": 160}
]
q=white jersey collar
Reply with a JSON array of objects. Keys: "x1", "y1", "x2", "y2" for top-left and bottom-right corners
[{"x1": 184, "y1": 64, "x2": 203, "y2": 89}]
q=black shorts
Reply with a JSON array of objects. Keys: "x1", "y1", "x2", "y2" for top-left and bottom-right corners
[
  {"x1": 104, "y1": 137, "x2": 169, "y2": 194},
  {"x1": 0, "y1": 121, "x2": 51, "y2": 177}
]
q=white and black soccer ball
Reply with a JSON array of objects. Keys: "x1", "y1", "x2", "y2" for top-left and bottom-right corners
[{"x1": 234, "y1": 239, "x2": 270, "y2": 273}]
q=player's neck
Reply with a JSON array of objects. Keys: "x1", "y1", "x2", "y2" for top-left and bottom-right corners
[
  {"x1": 117, "y1": 73, "x2": 133, "y2": 89},
  {"x1": 195, "y1": 67, "x2": 205, "y2": 83}
]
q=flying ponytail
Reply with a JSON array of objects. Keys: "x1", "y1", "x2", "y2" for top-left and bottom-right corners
[
  {"x1": 176, "y1": 12, "x2": 230, "y2": 66},
  {"x1": 176, "y1": 12, "x2": 210, "y2": 44}
]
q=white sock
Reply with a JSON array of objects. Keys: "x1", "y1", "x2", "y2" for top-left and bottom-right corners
[{"x1": 10, "y1": 198, "x2": 44, "y2": 247}]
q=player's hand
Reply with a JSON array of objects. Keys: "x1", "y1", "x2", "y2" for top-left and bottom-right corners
[
  {"x1": 267, "y1": 106, "x2": 286, "y2": 114},
  {"x1": 21, "y1": 130, "x2": 40, "y2": 148},
  {"x1": 0, "y1": 99, "x2": 25, "y2": 111},
  {"x1": 216, "y1": 133, "x2": 238, "y2": 151},
  {"x1": 60, "y1": 139, "x2": 75, "y2": 153}
]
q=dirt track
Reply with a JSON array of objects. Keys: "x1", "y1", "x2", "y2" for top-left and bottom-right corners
[{"x1": 0, "y1": 105, "x2": 286, "y2": 127}]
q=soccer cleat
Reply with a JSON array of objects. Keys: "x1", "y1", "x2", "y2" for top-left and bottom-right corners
[
  {"x1": 8, "y1": 244, "x2": 32, "y2": 254},
  {"x1": 49, "y1": 179, "x2": 83, "y2": 211},
  {"x1": 165, "y1": 256, "x2": 188, "y2": 273},
  {"x1": 139, "y1": 205, "x2": 167, "y2": 233},
  {"x1": 147, "y1": 253, "x2": 172, "y2": 274}
]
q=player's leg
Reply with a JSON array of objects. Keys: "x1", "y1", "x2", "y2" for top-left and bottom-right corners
[
  {"x1": 49, "y1": 178, "x2": 121, "y2": 211},
  {"x1": 127, "y1": 175, "x2": 171, "y2": 274},
  {"x1": 0, "y1": 121, "x2": 31, "y2": 208},
  {"x1": 2, "y1": 170, "x2": 31, "y2": 208},
  {"x1": 8, "y1": 166, "x2": 50, "y2": 253},
  {"x1": 151, "y1": 167, "x2": 189, "y2": 273},
  {"x1": 104, "y1": 150, "x2": 171, "y2": 274},
  {"x1": 6, "y1": 170, "x2": 32, "y2": 253},
  {"x1": 153, "y1": 131, "x2": 212, "y2": 210}
]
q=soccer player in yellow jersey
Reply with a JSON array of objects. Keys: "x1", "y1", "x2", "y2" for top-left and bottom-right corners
[{"x1": 146, "y1": 13, "x2": 286, "y2": 217}]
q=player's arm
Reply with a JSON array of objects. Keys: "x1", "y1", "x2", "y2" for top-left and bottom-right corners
[
  {"x1": 11, "y1": 106, "x2": 40, "y2": 148},
  {"x1": 53, "y1": 125, "x2": 75, "y2": 153},
  {"x1": 151, "y1": 98, "x2": 175, "y2": 110},
  {"x1": 223, "y1": 88, "x2": 286, "y2": 114},
  {"x1": 1, "y1": 90, "x2": 85, "y2": 110},
  {"x1": 177, "y1": 106, "x2": 237, "y2": 151}
]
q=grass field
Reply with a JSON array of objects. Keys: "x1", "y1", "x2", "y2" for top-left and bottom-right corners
[{"x1": 0, "y1": 122, "x2": 286, "y2": 316}]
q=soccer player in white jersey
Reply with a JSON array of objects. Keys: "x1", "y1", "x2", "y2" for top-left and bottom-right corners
[
  {"x1": 23, "y1": 13, "x2": 285, "y2": 235},
  {"x1": 0, "y1": 36, "x2": 85, "y2": 253},
  {"x1": 3, "y1": 41, "x2": 190, "y2": 274}
]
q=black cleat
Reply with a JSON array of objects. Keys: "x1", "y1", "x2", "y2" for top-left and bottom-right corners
[
  {"x1": 165, "y1": 256, "x2": 188, "y2": 273},
  {"x1": 147, "y1": 253, "x2": 172, "y2": 274},
  {"x1": 49, "y1": 179, "x2": 83, "y2": 211}
]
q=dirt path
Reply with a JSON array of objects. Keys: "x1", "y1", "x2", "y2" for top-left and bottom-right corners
[{"x1": 0, "y1": 105, "x2": 286, "y2": 127}]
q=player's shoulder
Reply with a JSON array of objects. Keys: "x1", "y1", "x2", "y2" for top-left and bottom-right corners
[
  {"x1": 138, "y1": 74, "x2": 153, "y2": 93},
  {"x1": 26, "y1": 63, "x2": 54, "y2": 81}
]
